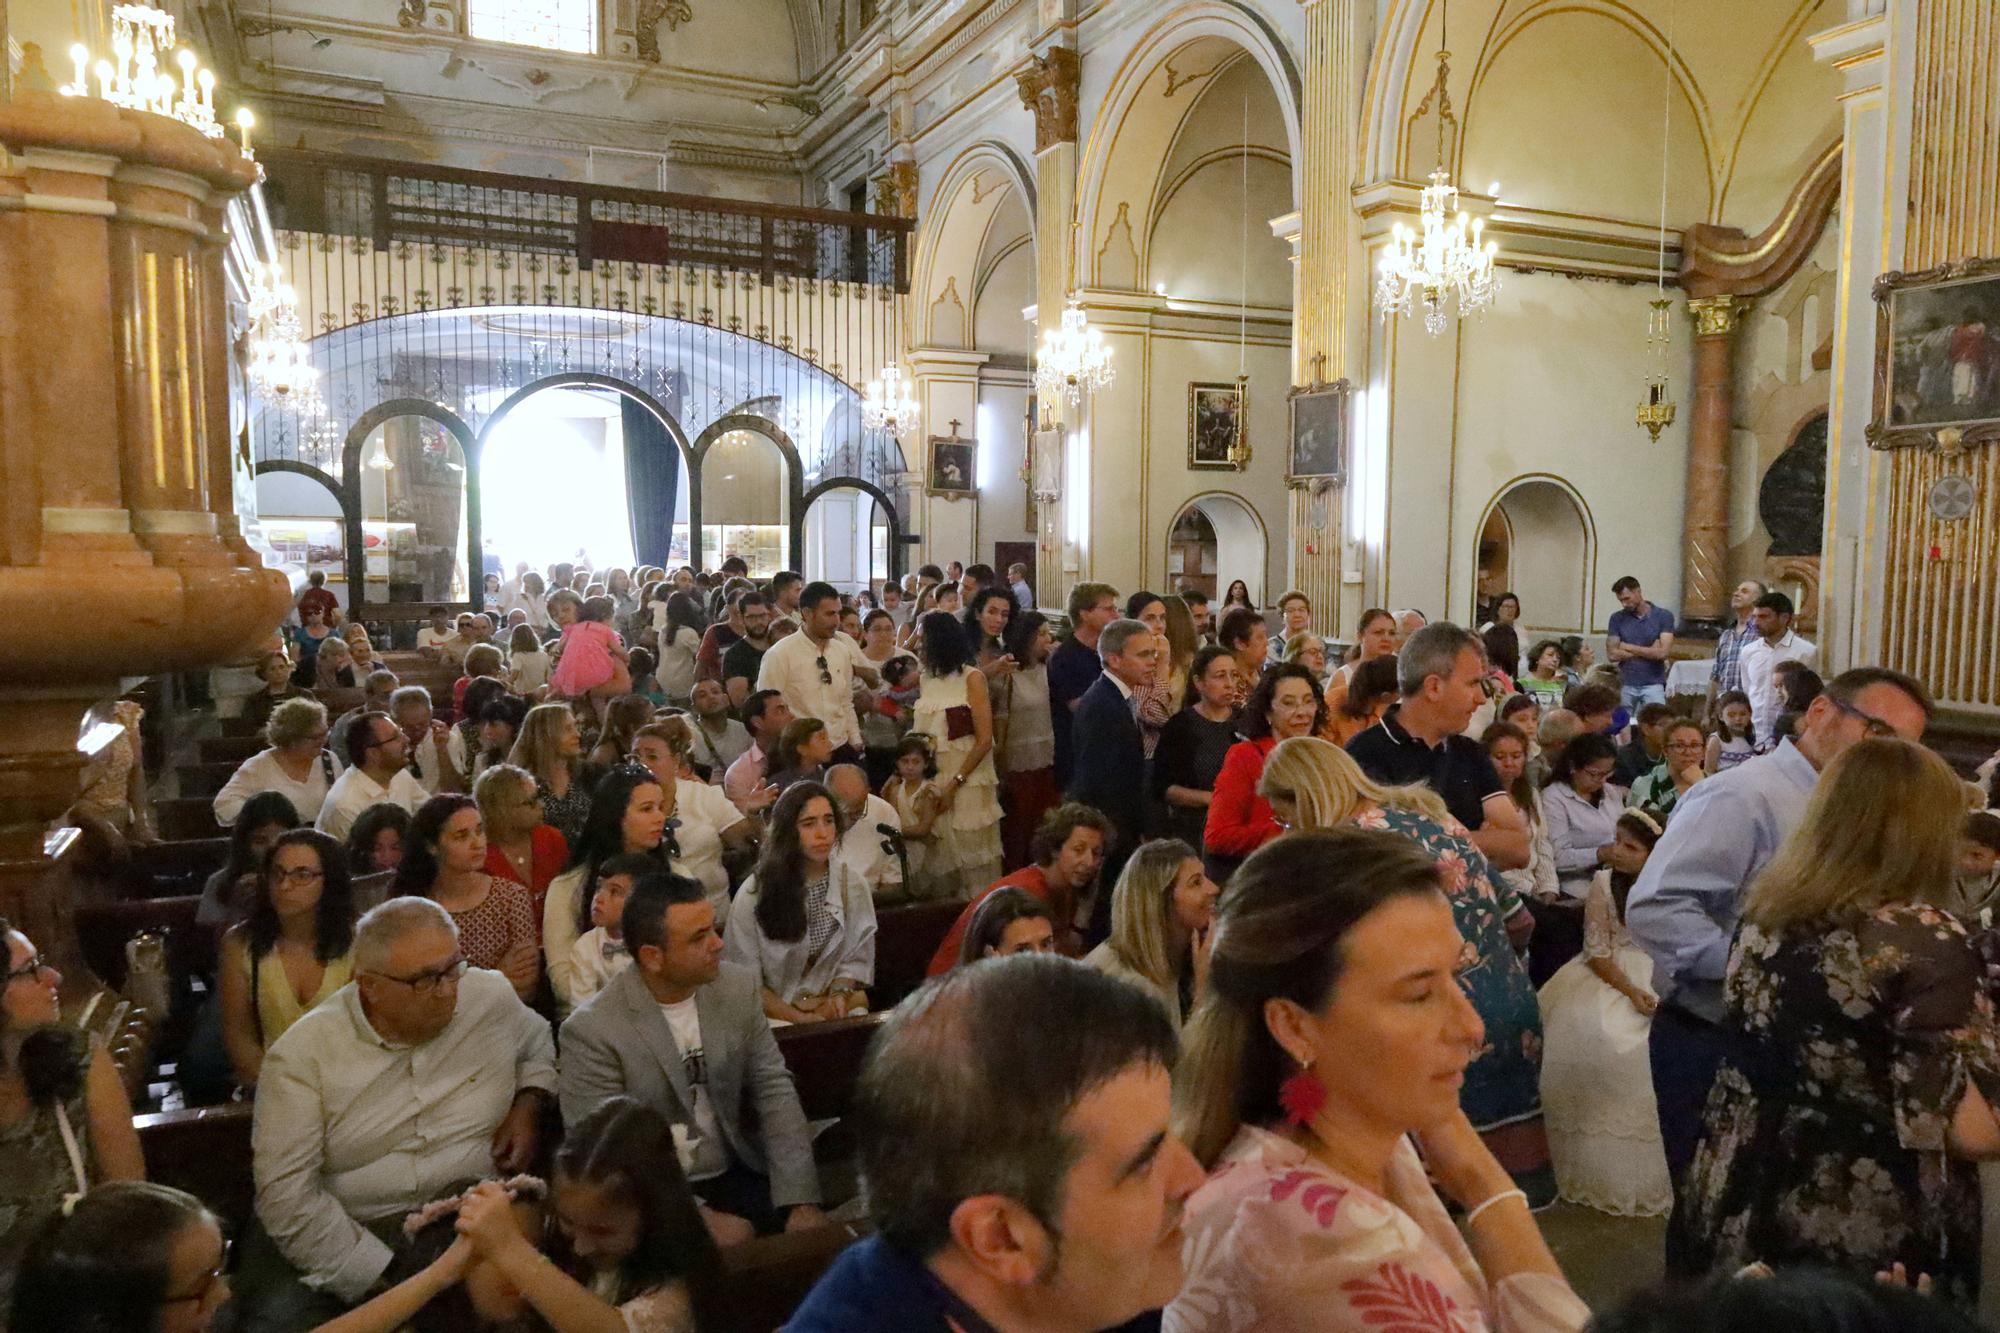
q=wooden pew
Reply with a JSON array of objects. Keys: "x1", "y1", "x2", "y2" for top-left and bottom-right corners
[
  {"x1": 870, "y1": 900, "x2": 964, "y2": 1009},
  {"x1": 178, "y1": 760, "x2": 242, "y2": 799},
  {"x1": 156, "y1": 796, "x2": 224, "y2": 842},
  {"x1": 76, "y1": 895, "x2": 215, "y2": 992},
  {"x1": 200, "y1": 734, "x2": 265, "y2": 767},
  {"x1": 221, "y1": 714, "x2": 264, "y2": 739},
  {"x1": 775, "y1": 1013, "x2": 884, "y2": 1123},
  {"x1": 131, "y1": 838, "x2": 228, "y2": 897},
  {"x1": 714, "y1": 1222, "x2": 869, "y2": 1333}
]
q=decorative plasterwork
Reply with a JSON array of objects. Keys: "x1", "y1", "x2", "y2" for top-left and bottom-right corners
[
  {"x1": 636, "y1": 0, "x2": 696, "y2": 64},
  {"x1": 1014, "y1": 46, "x2": 1080, "y2": 153},
  {"x1": 1687, "y1": 293, "x2": 1749, "y2": 338},
  {"x1": 1162, "y1": 58, "x2": 1223, "y2": 99},
  {"x1": 455, "y1": 55, "x2": 626, "y2": 104},
  {"x1": 873, "y1": 159, "x2": 919, "y2": 219},
  {"x1": 1680, "y1": 141, "x2": 1842, "y2": 298}
]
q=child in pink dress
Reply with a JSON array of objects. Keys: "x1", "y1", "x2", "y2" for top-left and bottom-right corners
[{"x1": 550, "y1": 594, "x2": 632, "y2": 716}]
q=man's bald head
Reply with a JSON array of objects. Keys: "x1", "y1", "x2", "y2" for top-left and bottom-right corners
[{"x1": 827, "y1": 763, "x2": 869, "y2": 816}]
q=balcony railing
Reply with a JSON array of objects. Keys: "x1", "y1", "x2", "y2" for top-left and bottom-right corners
[{"x1": 258, "y1": 148, "x2": 914, "y2": 293}]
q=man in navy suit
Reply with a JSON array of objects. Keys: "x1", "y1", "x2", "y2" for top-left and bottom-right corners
[{"x1": 1065, "y1": 618, "x2": 1159, "y2": 942}]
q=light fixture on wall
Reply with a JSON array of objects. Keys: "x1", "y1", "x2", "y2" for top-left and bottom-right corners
[
  {"x1": 1034, "y1": 296, "x2": 1115, "y2": 405},
  {"x1": 1372, "y1": 0, "x2": 1498, "y2": 335},
  {"x1": 1636, "y1": 0, "x2": 1679, "y2": 442},
  {"x1": 860, "y1": 363, "x2": 920, "y2": 434}
]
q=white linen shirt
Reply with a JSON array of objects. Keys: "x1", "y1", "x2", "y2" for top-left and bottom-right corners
[
  {"x1": 724, "y1": 858, "x2": 877, "y2": 1005},
  {"x1": 250, "y1": 967, "x2": 556, "y2": 1301},
  {"x1": 213, "y1": 748, "x2": 342, "y2": 827},
  {"x1": 1739, "y1": 629, "x2": 1818, "y2": 744},
  {"x1": 756, "y1": 630, "x2": 867, "y2": 751},
  {"x1": 671, "y1": 777, "x2": 751, "y2": 910},
  {"x1": 315, "y1": 765, "x2": 430, "y2": 842},
  {"x1": 837, "y1": 793, "x2": 903, "y2": 896}
]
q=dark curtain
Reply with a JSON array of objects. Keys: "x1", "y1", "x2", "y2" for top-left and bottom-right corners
[{"x1": 622, "y1": 396, "x2": 678, "y2": 568}]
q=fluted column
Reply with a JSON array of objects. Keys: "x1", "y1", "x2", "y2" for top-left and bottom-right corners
[{"x1": 1680, "y1": 294, "x2": 1747, "y2": 629}]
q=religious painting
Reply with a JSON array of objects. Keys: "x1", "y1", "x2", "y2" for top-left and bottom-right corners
[
  {"x1": 1870, "y1": 257, "x2": 2000, "y2": 450},
  {"x1": 1188, "y1": 382, "x2": 1245, "y2": 471},
  {"x1": 926, "y1": 431, "x2": 976, "y2": 499},
  {"x1": 1288, "y1": 378, "x2": 1353, "y2": 485}
]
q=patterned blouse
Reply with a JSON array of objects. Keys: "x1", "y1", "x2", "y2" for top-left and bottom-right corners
[
  {"x1": 445, "y1": 876, "x2": 538, "y2": 976},
  {"x1": 1168, "y1": 1126, "x2": 1588, "y2": 1332},
  {"x1": 538, "y1": 770, "x2": 594, "y2": 846}
]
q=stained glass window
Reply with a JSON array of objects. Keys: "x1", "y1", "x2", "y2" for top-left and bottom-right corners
[{"x1": 467, "y1": 0, "x2": 597, "y2": 54}]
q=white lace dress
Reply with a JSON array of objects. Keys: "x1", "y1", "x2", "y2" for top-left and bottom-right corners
[
  {"x1": 1536, "y1": 870, "x2": 1673, "y2": 1216},
  {"x1": 910, "y1": 667, "x2": 1003, "y2": 899}
]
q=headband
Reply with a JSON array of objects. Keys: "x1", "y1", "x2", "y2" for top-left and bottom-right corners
[
  {"x1": 402, "y1": 1174, "x2": 548, "y2": 1237},
  {"x1": 1622, "y1": 808, "x2": 1664, "y2": 838}
]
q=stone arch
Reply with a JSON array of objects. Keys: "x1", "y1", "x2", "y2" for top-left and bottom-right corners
[
  {"x1": 1471, "y1": 475, "x2": 1598, "y2": 635},
  {"x1": 914, "y1": 142, "x2": 1039, "y2": 357},
  {"x1": 801, "y1": 476, "x2": 906, "y2": 585},
  {"x1": 1168, "y1": 490, "x2": 1270, "y2": 607},
  {"x1": 1075, "y1": 4, "x2": 1303, "y2": 291},
  {"x1": 473, "y1": 373, "x2": 695, "y2": 473},
  {"x1": 339, "y1": 400, "x2": 481, "y2": 618},
  {"x1": 693, "y1": 413, "x2": 807, "y2": 570}
]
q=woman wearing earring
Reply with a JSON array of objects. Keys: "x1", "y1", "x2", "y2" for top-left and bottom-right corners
[{"x1": 1169, "y1": 831, "x2": 1588, "y2": 1333}]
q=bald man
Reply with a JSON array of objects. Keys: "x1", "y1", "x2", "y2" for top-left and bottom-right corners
[{"x1": 828, "y1": 764, "x2": 904, "y2": 898}]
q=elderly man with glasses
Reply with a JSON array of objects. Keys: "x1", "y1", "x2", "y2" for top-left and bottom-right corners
[{"x1": 237, "y1": 897, "x2": 556, "y2": 1330}]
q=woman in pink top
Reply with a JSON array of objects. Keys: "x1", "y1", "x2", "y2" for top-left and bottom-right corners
[{"x1": 1167, "y1": 829, "x2": 1587, "y2": 1333}]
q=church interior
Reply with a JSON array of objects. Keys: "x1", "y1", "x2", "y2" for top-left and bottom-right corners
[{"x1": 3, "y1": 0, "x2": 2000, "y2": 1327}]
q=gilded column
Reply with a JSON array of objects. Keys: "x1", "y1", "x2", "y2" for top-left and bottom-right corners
[
  {"x1": 1681, "y1": 294, "x2": 1747, "y2": 628},
  {"x1": 1015, "y1": 44, "x2": 1081, "y2": 609},
  {"x1": 1291, "y1": 0, "x2": 1364, "y2": 630}
]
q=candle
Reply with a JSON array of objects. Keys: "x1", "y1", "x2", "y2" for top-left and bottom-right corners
[
  {"x1": 198, "y1": 68, "x2": 215, "y2": 117},
  {"x1": 236, "y1": 106, "x2": 255, "y2": 158},
  {"x1": 95, "y1": 59, "x2": 114, "y2": 99},
  {"x1": 69, "y1": 44, "x2": 88, "y2": 94}
]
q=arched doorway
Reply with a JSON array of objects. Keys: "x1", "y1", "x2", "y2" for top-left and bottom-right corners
[
  {"x1": 253, "y1": 462, "x2": 345, "y2": 588},
  {"x1": 342, "y1": 403, "x2": 479, "y2": 613},
  {"x1": 801, "y1": 485, "x2": 896, "y2": 593},
  {"x1": 695, "y1": 422, "x2": 796, "y2": 576},
  {"x1": 1473, "y1": 478, "x2": 1596, "y2": 634},
  {"x1": 1167, "y1": 493, "x2": 1266, "y2": 606}
]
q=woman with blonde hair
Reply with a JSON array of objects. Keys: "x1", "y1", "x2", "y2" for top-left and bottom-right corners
[
  {"x1": 1257, "y1": 735, "x2": 1552, "y2": 1203},
  {"x1": 507, "y1": 703, "x2": 591, "y2": 844},
  {"x1": 212, "y1": 697, "x2": 338, "y2": 827},
  {"x1": 1083, "y1": 838, "x2": 1218, "y2": 1034},
  {"x1": 1168, "y1": 831, "x2": 1587, "y2": 1332},
  {"x1": 313, "y1": 635, "x2": 357, "y2": 691},
  {"x1": 1673, "y1": 739, "x2": 2000, "y2": 1306}
]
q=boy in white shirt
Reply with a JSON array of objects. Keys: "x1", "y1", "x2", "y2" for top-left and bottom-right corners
[{"x1": 567, "y1": 853, "x2": 651, "y2": 1005}]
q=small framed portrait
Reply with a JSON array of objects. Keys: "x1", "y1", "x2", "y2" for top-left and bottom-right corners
[
  {"x1": 1188, "y1": 382, "x2": 1245, "y2": 471},
  {"x1": 1870, "y1": 257, "x2": 2000, "y2": 450},
  {"x1": 1288, "y1": 378, "x2": 1352, "y2": 485},
  {"x1": 926, "y1": 431, "x2": 977, "y2": 499}
]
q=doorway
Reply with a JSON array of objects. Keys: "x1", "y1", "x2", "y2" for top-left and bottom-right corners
[
  {"x1": 1166, "y1": 493, "x2": 1266, "y2": 606},
  {"x1": 1473, "y1": 479, "x2": 1595, "y2": 635}
]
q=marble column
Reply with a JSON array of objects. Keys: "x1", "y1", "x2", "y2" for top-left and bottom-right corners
[{"x1": 1680, "y1": 294, "x2": 1747, "y2": 630}]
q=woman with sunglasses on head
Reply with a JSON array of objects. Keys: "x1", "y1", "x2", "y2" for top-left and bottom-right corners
[
  {"x1": 626, "y1": 720, "x2": 760, "y2": 912},
  {"x1": 218, "y1": 830, "x2": 358, "y2": 1093},
  {"x1": 0, "y1": 919, "x2": 145, "y2": 1318}
]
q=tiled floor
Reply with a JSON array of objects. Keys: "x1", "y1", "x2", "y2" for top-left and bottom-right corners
[{"x1": 1539, "y1": 1203, "x2": 1669, "y2": 1313}]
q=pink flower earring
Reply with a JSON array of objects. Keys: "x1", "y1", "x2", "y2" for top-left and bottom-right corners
[{"x1": 1279, "y1": 1058, "x2": 1327, "y2": 1127}]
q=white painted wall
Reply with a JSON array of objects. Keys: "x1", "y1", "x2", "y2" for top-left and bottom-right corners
[{"x1": 1492, "y1": 480, "x2": 1594, "y2": 636}]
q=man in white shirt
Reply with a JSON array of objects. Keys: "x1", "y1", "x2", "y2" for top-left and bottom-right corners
[
  {"x1": 389, "y1": 685, "x2": 453, "y2": 794},
  {"x1": 317, "y1": 713, "x2": 430, "y2": 841},
  {"x1": 1737, "y1": 590, "x2": 1817, "y2": 744},
  {"x1": 686, "y1": 677, "x2": 752, "y2": 779},
  {"x1": 827, "y1": 763, "x2": 903, "y2": 898},
  {"x1": 414, "y1": 606, "x2": 452, "y2": 657},
  {"x1": 756, "y1": 581, "x2": 881, "y2": 764},
  {"x1": 240, "y1": 897, "x2": 555, "y2": 1328}
]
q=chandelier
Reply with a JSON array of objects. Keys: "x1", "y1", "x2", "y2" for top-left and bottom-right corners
[
  {"x1": 244, "y1": 262, "x2": 321, "y2": 409},
  {"x1": 860, "y1": 363, "x2": 920, "y2": 435},
  {"x1": 60, "y1": 3, "x2": 224, "y2": 139},
  {"x1": 1373, "y1": 0, "x2": 1497, "y2": 335},
  {"x1": 1034, "y1": 297, "x2": 1115, "y2": 405},
  {"x1": 1636, "y1": 0, "x2": 1679, "y2": 442}
]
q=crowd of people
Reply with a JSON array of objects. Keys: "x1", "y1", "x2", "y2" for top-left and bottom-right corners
[{"x1": 15, "y1": 555, "x2": 2000, "y2": 1332}]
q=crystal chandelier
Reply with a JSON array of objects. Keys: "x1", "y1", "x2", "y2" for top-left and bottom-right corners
[
  {"x1": 59, "y1": 3, "x2": 224, "y2": 139},
  {"x1": 1034, "y1": 297, "x2": 1115, "y2": 405},
  {"x1": 1373, "y1": 1, "x2": 1497, "y2": 335},
  {"x1": 860, "y1": 363, "x2": 920, "y2": 435},
  {"x1": 245, "y1": 263, "x2": 321, "y2": 409}
]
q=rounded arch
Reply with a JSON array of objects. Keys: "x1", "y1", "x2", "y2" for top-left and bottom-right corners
[
  {"x1": 914, "y1": 142, "x2": 1040, "y2": 354},
  {"x1": 800, "y1": 476, "x2": 906, "y2": 585},
  {"x1": 1167, "y1": 490, "x2": 1270, "y2": 606},
  {"x1": 340, "y1": 399, "x2": 481, "y2": 620},
  {"x1": 252, "y1": 459, "x2": 346, "y2": 586},
  {"x1": 1471, "y1": 474, "x2": 1598, "y2": 635},
  {"x1": 1075, "y1": 3, "x2": 1303, "y2": 291},
  {"x1": 693, "y1": 413, "x2": 807, "y2": 571},
  {"x1": 473, "y1": 373, "x2": 695, "y2": 471}
]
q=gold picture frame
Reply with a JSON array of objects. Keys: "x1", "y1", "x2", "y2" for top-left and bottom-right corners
[
  {"x1": 926, "y1": 424, "x2": 977, "y2": 499},
  {"x1": 1188, "y1": 381, "x2": 1245, "y2": 471},
  {"x1": 1868, "y1": 256, "x2": 2000, "y2": 451}
]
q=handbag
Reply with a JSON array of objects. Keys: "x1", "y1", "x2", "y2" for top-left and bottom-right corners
[{"x1": 943, "y1": 705, "x2": 975, "y2": 741}]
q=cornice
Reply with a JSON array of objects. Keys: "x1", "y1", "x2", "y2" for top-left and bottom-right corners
[{"x1": 1354, "y1": 178, "x2": 1686, "y2": 284}]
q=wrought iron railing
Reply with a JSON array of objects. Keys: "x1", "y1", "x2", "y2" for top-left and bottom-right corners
[{"x1": 258, "y1": 148, "x2": 914, "y2": 293}]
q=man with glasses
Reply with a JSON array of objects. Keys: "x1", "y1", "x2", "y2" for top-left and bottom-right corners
[
  {"x1": 1626, "y1": 666, "x2": 1933, "y2": 1236},
  {"x1": 1738, "y1": 590, "x2": 1817, "y2": 745},
  {"x1": 756, "y1": 580, "x2": 881, "y2": 767},
  {"x1": 315, "y1": 711, "x2": 429, "y2": 842},
  {"x1": 241, "y1": 897, "x2": 556, "y2": 1329}
]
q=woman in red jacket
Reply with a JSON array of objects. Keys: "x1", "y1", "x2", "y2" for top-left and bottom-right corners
[{"x1": 1204, "y1": 663, "x2": 1326, "y2": 881}]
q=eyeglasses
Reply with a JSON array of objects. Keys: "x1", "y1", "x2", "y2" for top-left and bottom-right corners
[
  {"x1": 816, "y1": 655, "x2": 833, "y2": 686},
  {"x1": 367, "y1": 956, "x2": 467, "y2": 995},
  {"x1": 162, "y1": 1238, "x2": 232, "y2": 1306},
  {"x1": 1580, "y1": 765, "x2": 1618, "y2": 782},
  {"x1": 1828, "y1": 694, "x2": 1901, "y2": 739},
  {"x1": 272, "y1": 866, "x2": 325, "y2": 885},
  {"x1": 1665, "y1": 739, "x2": 1705, "y2": 753},
  {"x1": 3, "y1": 953, "x2": 52, "y2": 986}
]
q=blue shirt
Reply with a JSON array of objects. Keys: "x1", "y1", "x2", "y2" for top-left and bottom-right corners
[
  {"x1": 1624, "y1": 739, "x2": 1816, "y2": 1021},
  {"x1": 1709, "y1": 619, "x2": 1758, "y2": 694},
  {"x1": 1607, "y1": 603, "x2": 1676, "y2": 688}
]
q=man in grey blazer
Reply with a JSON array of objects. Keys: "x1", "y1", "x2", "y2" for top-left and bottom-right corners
[{"x1": 559, "y1": 870, "x2": 826, "y2": 1245}]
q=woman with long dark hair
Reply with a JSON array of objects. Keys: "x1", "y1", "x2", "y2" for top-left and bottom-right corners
[
  {"x1": 910, "y1": 609, "x2": 1002, "y2": 896},
  {"x1": 656, "y1": 590, "x2": 707, "y2": 707},
  {"x1": 954, "y1": 886, "x2": 1057, "y2": 965},
  {"x1": 542, "y1": 765, "x2": 668, "y2": 1014},
  {"x1": 197, "y1": 791, "x2": 301, "y2": 933},
  {"x1": 0, "y1": 921, "x2": 144, "y2": 1315},
  {"x1": 343, "y1": 801, "x2": 410, "y2": 879},
  {"x1": 217, "y1": 829, "x2": 357, "y2": 1091},
  {"x1": 997, "y1": 610, "x2": 1059, "y2": 869},
  {"x1": 724, "y1": 781, "x2": 876, "y2": 1024},
  {"x1": 393, "y1": 794, "x2": 539, "y2": 1000}
]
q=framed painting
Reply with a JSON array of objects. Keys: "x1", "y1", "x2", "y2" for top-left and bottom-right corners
[
  {"x1": 1869, "y1": 257, "x2": 2000, "y2": 450},
  {"x1": 926, "y1": 430, "x2": 977, "y2": 499},
  {"x1": 1188, "y1": 381, "x2": 1245, "y2": 470},
  {"x1": 1288, "y1": 378, "x2": 1352, "y2": 485}
]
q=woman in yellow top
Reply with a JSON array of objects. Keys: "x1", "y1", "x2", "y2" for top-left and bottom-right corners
[{"x1": 217, "y1": 828, "x2": 357, "y2": 1092}]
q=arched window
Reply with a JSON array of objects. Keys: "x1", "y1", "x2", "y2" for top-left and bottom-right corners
[{"x1": 468, "y1": 0, "x2": 596, "y2": 53}]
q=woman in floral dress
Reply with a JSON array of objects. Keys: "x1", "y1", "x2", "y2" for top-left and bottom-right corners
[
  {"x1": 1673, "y1": 739, "x2": 2000, "y2": 1307},
  {"x1": 1258, "y1": 737, "x2": 1551, "y2": 1205}
]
